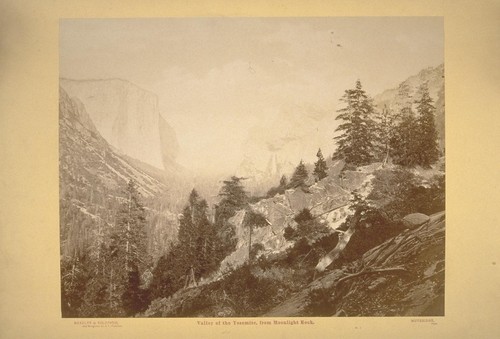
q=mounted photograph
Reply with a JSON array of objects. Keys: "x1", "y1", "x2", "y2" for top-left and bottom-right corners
[{"x1": 59, "y1": 17, "x2": 445, "y2": 318}]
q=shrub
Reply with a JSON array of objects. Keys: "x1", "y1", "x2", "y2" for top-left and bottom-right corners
[
  {"x1": 243, "y1": 210, "x2": 268, "y2": 228},
  {"x1": 339, "y1": 208, "x2": 401, "y2": 263},
  {"x1": 305, "y1": 287, "x2": 336, "y2": 316},
  {"x1": 313, "y1": 232, "x2": 339, "y2": 258},
  {"x1": 283, "y1": 226, "x2": 296, "y2": 241},
  {"x1": 288, "y1": 208, "x2": 332, "y2": 243},
  {"x1": 266, "y1": 185, "x2": 286, "y2": 198},
  {"x1": 250, "y1": 243, "x2": 265, "y2": 260},
  {"x1": 216, "y1": 264, "x2": 282, "y2": 316},
  {"x1": 368, "y1": 169, "x2": 445, "y2": 220}
]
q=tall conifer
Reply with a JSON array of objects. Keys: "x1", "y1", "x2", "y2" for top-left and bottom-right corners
[
  {"x1": 415, "y1": 83, "x2": 439, "y2": 167},
  {"x1": 313, "y1": 148, "x2": 328, "y2": 181},
  {"x1": 333, "y1": 80, "x2": 377, "y2": 166},
  {"x1": 288, "y1": 160, "x2": 309, "y2": 188},
  {"x1": 390, "y1": 83, "x2": 419, "y2": 167}
]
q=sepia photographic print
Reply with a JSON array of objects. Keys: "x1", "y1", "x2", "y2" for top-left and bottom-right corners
[{"x1": 59, "y1": 17, "x2": 445, "y2": 318}]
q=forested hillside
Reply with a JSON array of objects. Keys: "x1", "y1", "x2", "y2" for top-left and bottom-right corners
[{"x1": 59, "y1": 87, "x2": 178, "y2": 316}]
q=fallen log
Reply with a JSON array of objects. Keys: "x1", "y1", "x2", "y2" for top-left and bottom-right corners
[{"x1": 336, "y1": 266, "x2": 408, "y2": 285}]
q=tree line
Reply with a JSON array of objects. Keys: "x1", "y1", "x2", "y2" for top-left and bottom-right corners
[
  {"x1": 333, "y1": 80, "x2": 440, "y2": 168},
  {"x1": 268, "y1": 79, "x2": 440, "y2": 198},
  {"x1": 61, "y1": 180, "x2": 150, "y2": 317}
]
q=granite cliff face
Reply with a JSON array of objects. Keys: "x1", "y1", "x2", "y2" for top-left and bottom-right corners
[
  {"x1": 60, "y1": 78, "x2": 179, "y2": 171},
  {"x1": 59, "y1": 87, "x2": 177, "y2": 261}
]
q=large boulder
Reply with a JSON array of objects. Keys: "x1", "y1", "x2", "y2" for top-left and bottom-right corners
[
  {"x1": 285, "y1": 188, "x2": 311, "y2": 211},
  {"x1": 402, "y1": 213, "x2": 430, "y2": 229}
]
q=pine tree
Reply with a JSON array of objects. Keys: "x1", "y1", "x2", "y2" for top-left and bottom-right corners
[
  {"x1": 178, "y1": 189, "x2": 217, "y2": 280},
  {"x1": 215, "y1": 176, "x2": 248, "y2": 223},
  {"x1": 110, "y1": 179, "x2": 148, "y2": 316},
  {"x1": 178, "y1": 190, "x2": 201, "y2": 260},
  {"x1": 80, "y1": 241, "x2": 127, "y2": 317},
  {"x1": 313, "y1": 148, "x2": 328, "y2": 181},
  {"x1": 150, "y1": 189, "x2": 218, "y2": 298},
  {"x1": 243, "y1": 210, "x2": 268, "y2": 263},
  {"x1": 390, "y1": 109, "x2": 419, "y2": 167},
  {"x1": 389, "y1": 83, "x2": 420, "y2": 167},
  {"x1": 333, "y1": 80, "x2": 378, "y2": 166},
  {"x1": 266, "y1": 175, "x2": 288, "y2": 197},
  {"x1": 288, "y1": 160, "x2": 309, "y2": 188},
  {"x1": 73, "y1": 180, "x2": 149, "y2": 317},
  {"x1": 113, "y1": 180, "x2": 148, "y2": 273},
  {"x1": 374, "y1": 105, "x2": 395, "y2": 165},
  {"x1": 121, "y1": 263, "x2": 150, "y2": 316},
  {"x1": 149, "y1": 244, "x2": 185, "y2": 299},
  {"x1": 284, "y1": 208, "x2": 330, "y2": 243},
  {"x1": 214, "y1": 176, "x2": 248, "y2": 261},
  {"x1": 196, "y1": 209, "x2": 218, "y2": 277},
  {"x1": 415, "y1": 83, "x2": 439, "y2": 167},
  {"x1": 279, "y1": 175, "x2": 288, "y2": 188},
  {"x1": 61, "y1": 254, "x2": 89, "y2": 317}
]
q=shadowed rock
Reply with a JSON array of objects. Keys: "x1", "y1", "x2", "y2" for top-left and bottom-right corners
[{"x1": 402, "y1": 213, "x2": 430, "y2": 229}]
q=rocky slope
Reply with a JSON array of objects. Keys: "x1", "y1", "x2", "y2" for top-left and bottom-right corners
[
  {"x1": 265, "y1": 211, "x2": 445, "y2": 317},
  {"x1": 141, "y1": 156, "x2": 444, "y2": 317},
  {"x1": 60, "y1": 78, "x2": 180, "y2": 172},
  {"x1": 215, "y1": 160, "x2": 379, "y2": 278},
  {"x1": 59, "y1": 87, "x2": 178, "y2": 261},
  {"x1": 142, "y1": 209, "x2": 444, "y2": 318}
]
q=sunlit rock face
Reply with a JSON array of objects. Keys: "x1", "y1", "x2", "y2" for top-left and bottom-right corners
[{"x1": 60, "y1": 78, "x2": 179, "y2": 170}]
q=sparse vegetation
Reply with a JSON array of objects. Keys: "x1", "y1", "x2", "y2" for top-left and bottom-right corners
[
  {"x1": 368, "y1": 169, "x2": 445, "y2": 220},
  {"x1": 288, "y1": 160, "x2": 309, "y2": 189},
  {"x1": 266, "y1": 175, "x2": 288, "y2": 197},
  {"x1": 284, "y1": 208, "x2": 331, "y2": 243},
  {"x1": 305, "y1": 287, "x2": 336, "y2": 316}
]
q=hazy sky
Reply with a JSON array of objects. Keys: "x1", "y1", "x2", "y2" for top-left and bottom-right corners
[{"x1": 60, "y1": 18, "x2": 443, "y2": 173}]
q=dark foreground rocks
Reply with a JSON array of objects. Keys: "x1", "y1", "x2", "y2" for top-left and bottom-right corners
[{"x1": 265, "y1": 211, "x2": 445, "y2": 317}]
